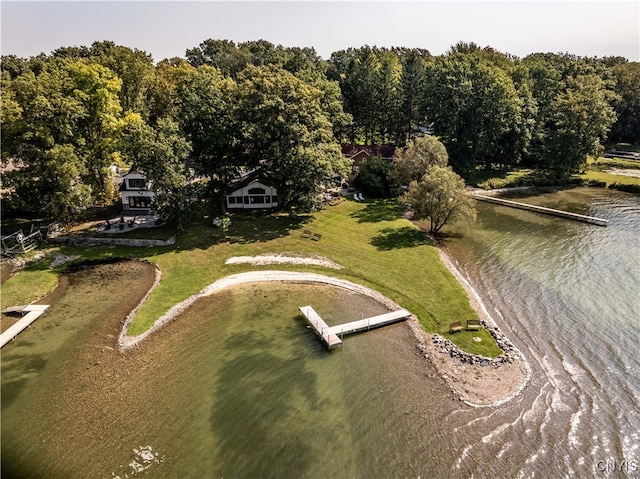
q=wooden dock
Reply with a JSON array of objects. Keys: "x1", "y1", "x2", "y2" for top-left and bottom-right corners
[
  {"x1": 474, "y1": 194, "x2": 608, "y2": 226},
  {"x1": 299, "y1": 306, "x2": 411, "y2": 349},
  {"x1": 0, "y1": 304, "x2": 50, "y2": 348},
  {"x1": 299, "y1": 306, "x2": 343, "y2": 349}
]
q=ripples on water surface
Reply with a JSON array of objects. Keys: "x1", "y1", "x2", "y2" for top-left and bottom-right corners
[
  {"x1": 1, "y1": 188, "x2": 639, "y2": 478},
  {"x1": 444, "y1": 188, "x2": 640, "y2": 478}
]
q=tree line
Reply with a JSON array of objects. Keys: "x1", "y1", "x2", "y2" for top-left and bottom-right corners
[
  {"x1": 2, "y1": 39, "x2": 638, "y2": 222},
  {"x1": 329, "y1": 42, "x2": 637, "y2": 176}
]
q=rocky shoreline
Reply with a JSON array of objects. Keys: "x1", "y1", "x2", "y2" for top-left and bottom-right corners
[
  {"x1": 430, "y1": 319, "x2": 519, "y2": 367},
  {"x1": 429, "y1": 245, "x2": 531, "y2": 407}
]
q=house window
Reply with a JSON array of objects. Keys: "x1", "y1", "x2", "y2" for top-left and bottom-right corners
[
  {"x1": 129, "y1": 196, "x2": 151, "y2": 209},
  {"x1": 128, "y1": 178, "x2": 146, "y2": 189},
  {"x1": 244, "y1": 196, "x2": 250, "y2": 204},
  {"x1": 352, "y1": 165, "x2": 359, "y2": 173},
  {"x1": 228, "y1": 197, "x2": 236, "y2": 204},
  {"x1": 250, "y1": 196, "x2": 265, "y2": 204},
  {"x1": 248, "y1": 187, "x2": 266, "y2": 195},
  {"x1": 265, "y1": 196, "x2": 271, "y2": 203}
]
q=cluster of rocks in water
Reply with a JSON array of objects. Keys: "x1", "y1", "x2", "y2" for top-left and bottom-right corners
[{"x1": 431, "y1": 320, "x2": 519, "y2": 367}]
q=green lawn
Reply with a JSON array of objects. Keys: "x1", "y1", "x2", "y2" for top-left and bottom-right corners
[
  {"x1": 2, "y1": 199, "x2": 502, "y2": 357},
  {"x1": 590, "y1": 156, "x2": 640, "y2": 170},
  {"x1": 578, "y1": 169, "x2": 640, "y2": 187},
  {"x1": 579, "y1": 156, "x2": 640, "y2": 188},
  {"x1": 1, "y1": 257, "x2": 58, "y2": 306},
  {"x1": 468, "y1": 168, "x2": 535, "y2": 189},
  {"x1": 466, "y1": 162, "x2": 640, "y2": 193}
]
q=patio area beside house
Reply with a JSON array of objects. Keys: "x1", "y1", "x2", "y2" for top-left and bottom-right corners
[{"x1": 97, "y1": 215, "x2": 164, "y2": 234}]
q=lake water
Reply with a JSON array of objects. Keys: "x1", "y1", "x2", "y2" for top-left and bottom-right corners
[
  {"x1": 442, "y1": 187, "x2": 640, "y2": 478},
  {"x1": 2, "y1": 187, "x2": 639, "y2": 478}
]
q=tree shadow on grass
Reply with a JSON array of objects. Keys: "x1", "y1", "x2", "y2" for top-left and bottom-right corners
[
  {"x1": 371, "y1": 226, "x2": 433, "y2": 251},
  {"x1": 176, "y1": 211, "x2": 313, "y2": 250},
  {"x1": 350, "y1": 199, "x2": 404, "y2": 223},
  {"x1": 225, "y1": 212, "x2": 312, "y2": 244}
]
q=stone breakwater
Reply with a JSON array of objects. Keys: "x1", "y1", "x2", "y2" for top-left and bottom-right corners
[{"x1": 431, "y1": 320, "x2": 520, "y2": 367}]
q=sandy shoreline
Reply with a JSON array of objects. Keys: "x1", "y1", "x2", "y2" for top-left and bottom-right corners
[
  {"x1": 119, "y1": 251, "x2": 530, "y2": 407},
  {"x1": 431, "y1": 246, "x2": 531, "y2": 407},
  {"x1": 118, "y1": 270, "x2": 402, "y2": 350}
]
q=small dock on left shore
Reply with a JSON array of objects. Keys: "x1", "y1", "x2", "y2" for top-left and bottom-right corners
[
  {"x1": 1, "y1": 305, "x2": 50, "y2": 348},
  {"x1": 299, "y1": 305, "x2": 411, "y2": 349}
]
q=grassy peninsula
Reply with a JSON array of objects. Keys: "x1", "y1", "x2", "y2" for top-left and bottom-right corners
[{"x1": 2, "y1": 198, "x2": 502, "y2": 358}]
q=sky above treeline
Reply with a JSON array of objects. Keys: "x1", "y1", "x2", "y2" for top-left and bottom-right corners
[{"x1": 2, "y1": 1, "x2": 639, "y2": 62}]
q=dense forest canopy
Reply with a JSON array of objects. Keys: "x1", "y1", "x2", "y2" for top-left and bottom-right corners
[{"x1": 2, "y1": 39, "x2": 638, "y2": 221}]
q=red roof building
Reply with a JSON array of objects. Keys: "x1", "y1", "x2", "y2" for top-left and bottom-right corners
[{"x1": 341, "y1": 144, "x2": 396, "y2": 180}]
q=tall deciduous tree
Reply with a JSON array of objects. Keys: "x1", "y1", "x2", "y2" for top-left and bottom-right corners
[
  {"x1": 146, "y1": 57, "x2": 195, "y2": 122},
  {"x1": 523, "y1": 53, "x2": 618, "y2": 175},
  {"x1": 53, "y1": 41, "x2": 156, "y2": 118},
  {"x1": 422, "y1": 53, "x2": 525, "y2": 174},
  {"x1": 402, "y1": 165, "x2": 476, "y2": 234},
  {"x1": 234, "y1": 65, "x2": 349, "y2": 210},
  {"x1": 540, "y1": 74, "x2": 617, "y2": 176},
  {"x1": 390, "y1": 135, "x2": 449, "y2": 189},
  {"x1": 65, "y1": 60, "x2": 123, "y2": 200},
  {"x1": 185, "y1": 39, "x2": 248, "y2": 75},
  {"x1": 175, "y1": 65, "x2": 236, "y2": 187},
  {"x1": 294, "y1": 69, "x2": 353, "y2": 142},
  {"x1": 118, "y1": 113, "x2": 194, "y2": 227},
  {"x1": 186, "y1": 39, "x2": 324, "y2": 78},
  {"x1": 2, "y1": 58, "x2": 123, "y2": 218},
  {"x1": 609, "y1": 61, "x2": 640, "y2": 143}
]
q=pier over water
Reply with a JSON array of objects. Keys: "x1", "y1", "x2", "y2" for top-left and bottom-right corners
[
  {"x1": 1, "y1": 305, "x2": 50, "y2": 348},
  {"x1": 299, "y1": 305, "x2": 411, "y2": 349},
  {"x1": 473, "y1": 194, "x2": 608, "y2": 226}
]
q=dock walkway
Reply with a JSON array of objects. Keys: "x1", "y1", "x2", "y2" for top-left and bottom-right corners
[
  {"x1": 299, "y1": 306, "x2": 343, "y2": 348},
  {"x1": 299, "y1": 306, "x2": 411, "y2": 349},
  {"x1": 474, "y1": 194, "x2": 608, "y2": 226},
  {"x1": 1, "y1": 305, "x2": 50, "y2": 348}
]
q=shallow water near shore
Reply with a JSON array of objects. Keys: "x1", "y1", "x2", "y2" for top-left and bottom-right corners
[
  {"x1": 2, "y1": 187, "x2": 639, "y2": 478},
  {"x1": 2, "y1": 274, "x2": 463, "y2": 478},
  {"x1": 443, "y1": 187, "x2": 640, "y2": 477}
]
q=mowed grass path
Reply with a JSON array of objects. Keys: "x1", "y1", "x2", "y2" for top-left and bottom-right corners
[{"x1": 3, "y1": 199, "x2": 501, "y2": 357}]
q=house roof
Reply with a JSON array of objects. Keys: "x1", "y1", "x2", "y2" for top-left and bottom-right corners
[
  {"x1": 119, "y1": 171, "x2": 150, "y2": 192},
  {"x1": 227, "y1": 169, "x2": 269, "y2": 191},
  {"x1": 341, "y1": 144, "x2": 396, "y2": 159},
  {"x1": 122, "y1": 170, "x2": 146, "y2": 178}
]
